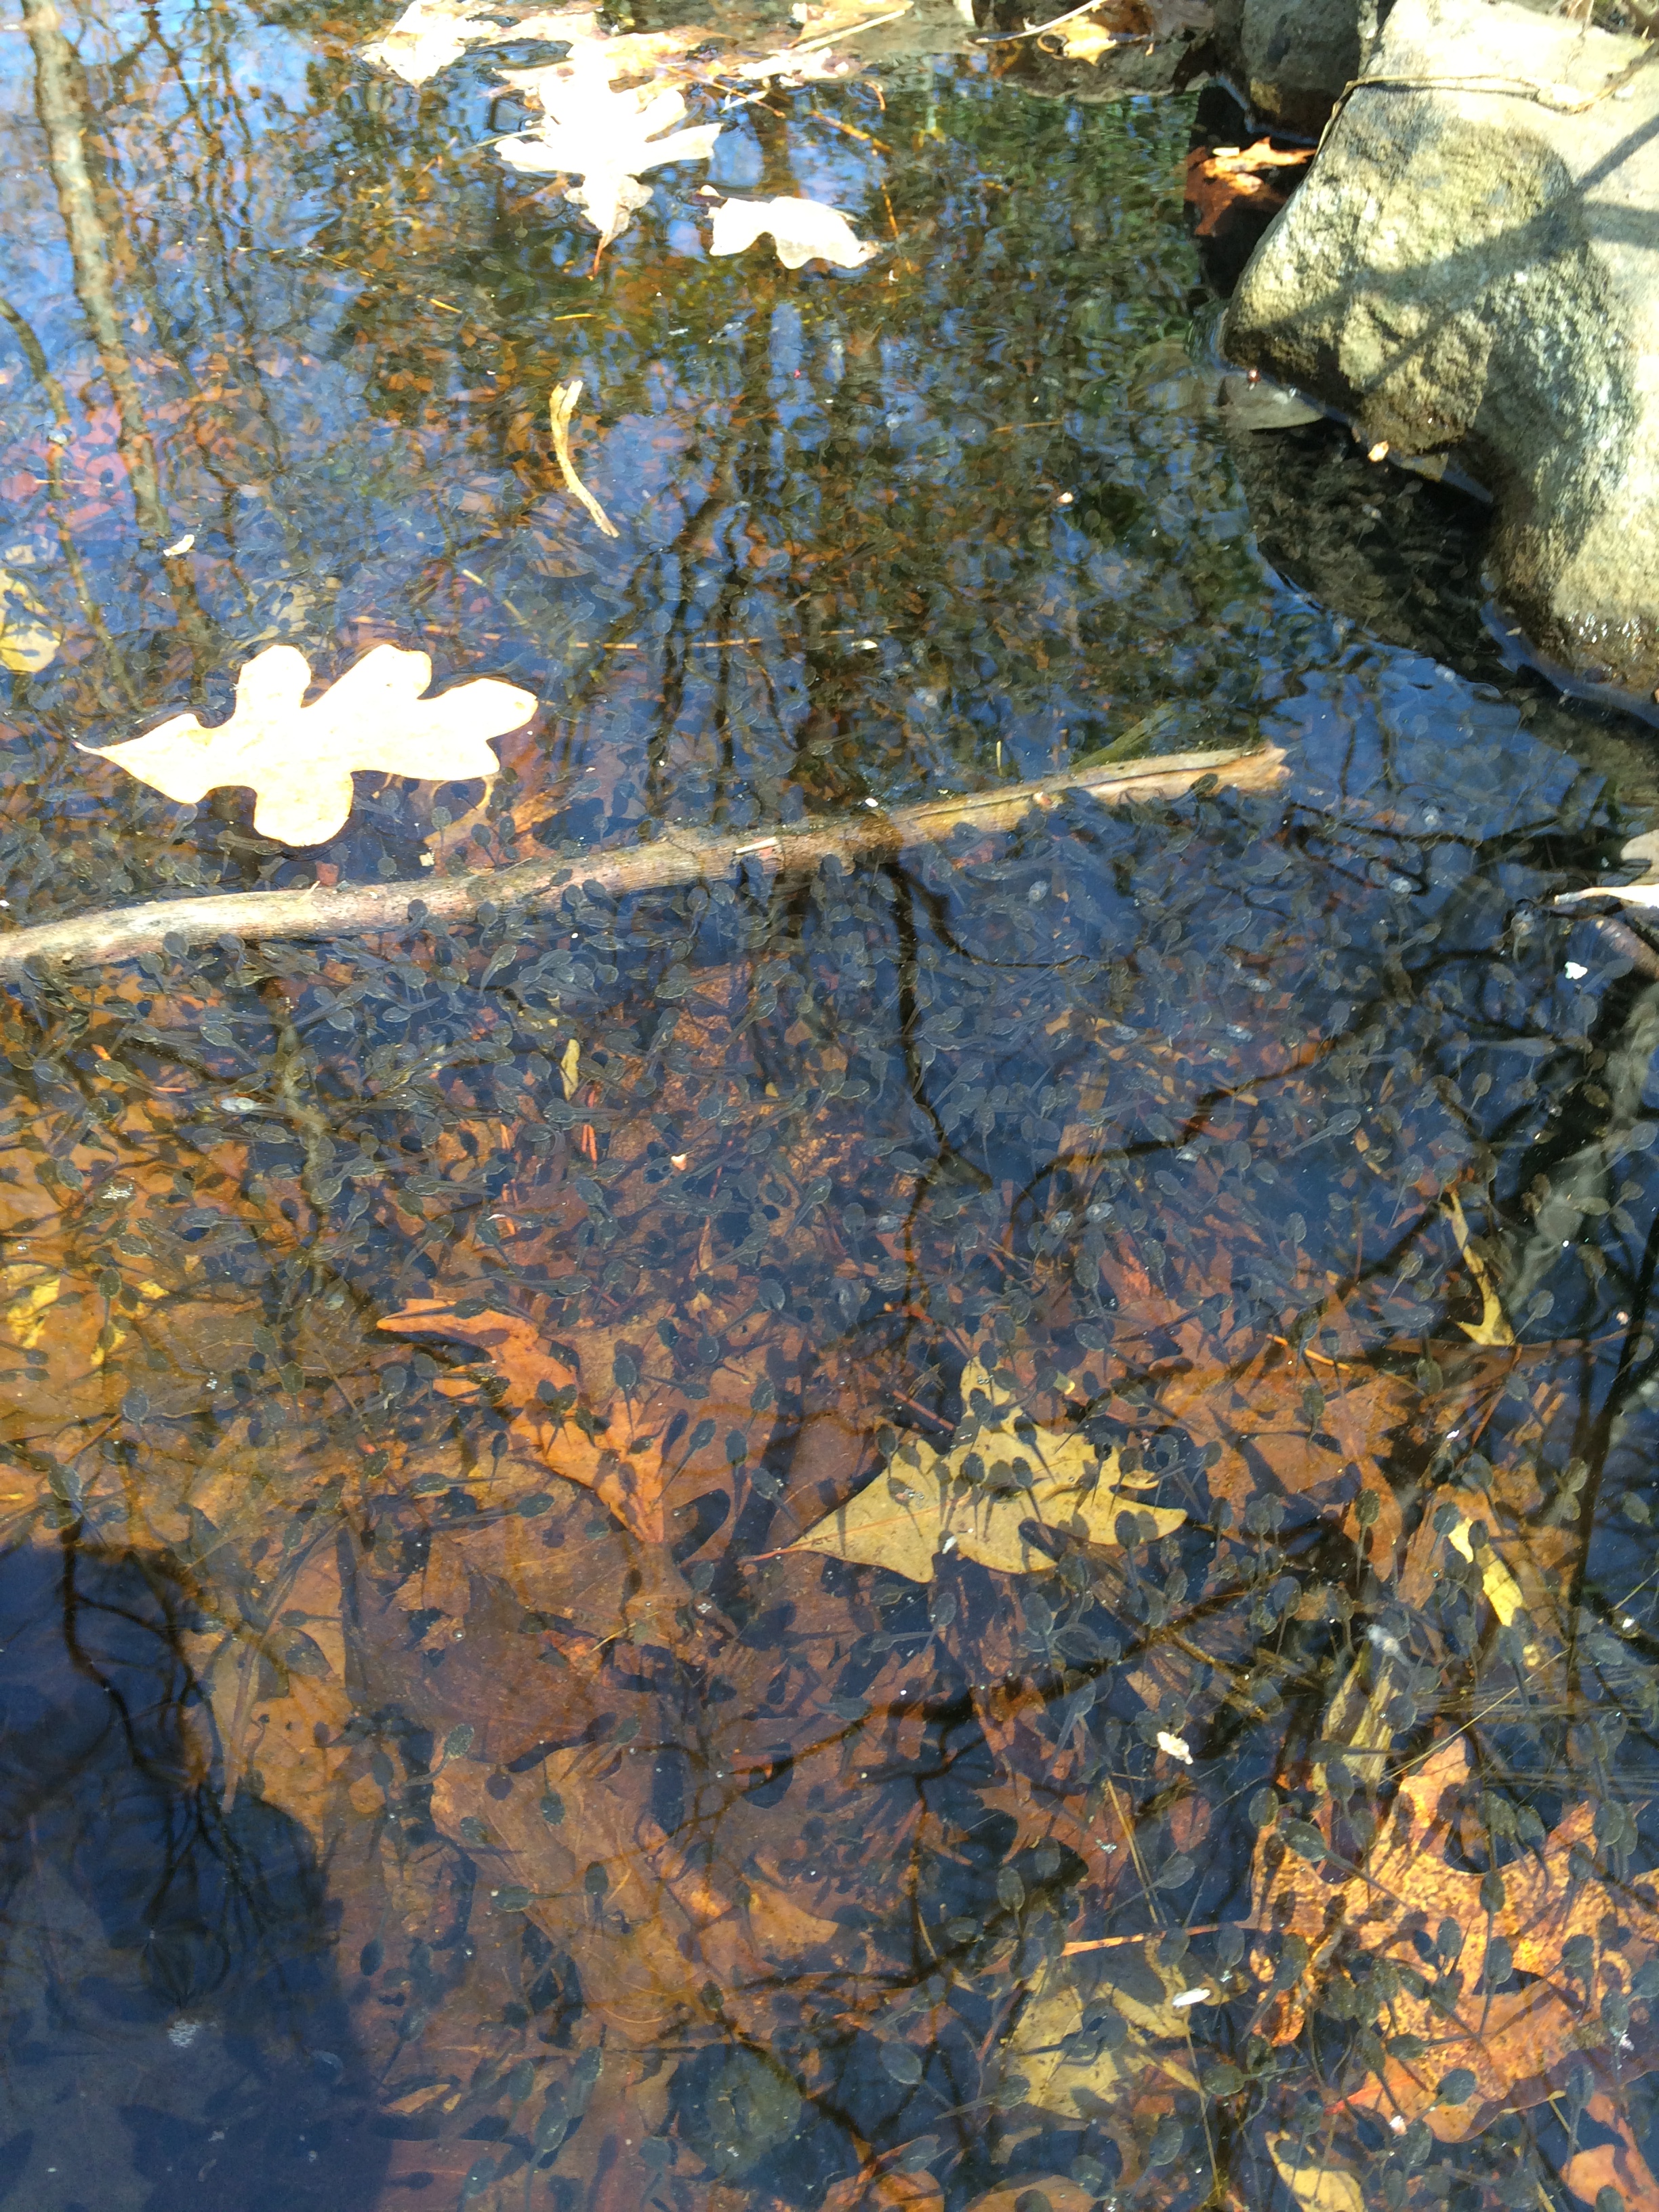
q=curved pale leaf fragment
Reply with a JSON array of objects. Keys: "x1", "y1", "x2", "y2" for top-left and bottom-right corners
[
  {"x1": 0, "y1": 569, "x2": 59, "y2": 674},
  {"x1": 708, "y1": 194, "x2": 878, "y2": 270},
  {"x1": 1442, "y1": 1189, "x2": 1514, "y2": 1346},
  {"x1": 549, "y1": 378, "x2": 619, "y2": 537},
  {"x1": 789, "y1": 1357, "x2": 1183, "y2": 1580},
  {"x1": 1266, "y1": 2137, "x2": 1364, "y2": 2212},
  {"x1": 81, "y1": 643, "x2": 537, "y2": 847}
]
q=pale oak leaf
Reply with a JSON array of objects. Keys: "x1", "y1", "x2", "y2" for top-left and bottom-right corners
[
  {"x1": 1265, "y1": 2137, "x2": 1364, "y2": 2212},
  {"x1": 496, "y1": 75, "x2": 722, "y2": 249},
  {"x1": 80, "y1": 642, "x2": 537, "y2": 847}
]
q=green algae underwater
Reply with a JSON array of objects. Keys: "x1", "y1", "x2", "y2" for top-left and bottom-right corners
[{"x1": 5, "y1": 1, "x2": 1659, "y2": 2208}]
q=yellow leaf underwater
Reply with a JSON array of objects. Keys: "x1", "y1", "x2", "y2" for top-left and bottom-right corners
[
  {"x1": 789, "y1": 1357, "x2": 1184, "y2": 1580},
  {"x1": 1267, "y1": 2135, "x2": 1365, "y2": 2212},
  {"x1": 80, "y1": 642, "x2": 537, "y2": 846},
  {"x1": 1005, "y1": 1958, "x2": 1198, "y2": 2118},
  {"x1": 0, "y1": 569, "x2": 59, "y2": 674},
  {"x1": 0, "y1": 1263, "x2": 61, "y2": 1351}
]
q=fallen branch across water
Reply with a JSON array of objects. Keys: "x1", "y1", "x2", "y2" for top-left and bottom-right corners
[{"x1": 0, "y1": 743, "x2": 1286, "y2": 980}]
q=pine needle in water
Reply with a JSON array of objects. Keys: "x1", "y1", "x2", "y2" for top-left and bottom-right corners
[{"x1": 548, "y1": 378, "x2": 619, "y2": 539}]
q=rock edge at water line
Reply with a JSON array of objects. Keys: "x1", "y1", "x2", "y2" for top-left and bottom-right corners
[{"x1": 1223, "y1": 0, "x2": 1659, "y2": 703}]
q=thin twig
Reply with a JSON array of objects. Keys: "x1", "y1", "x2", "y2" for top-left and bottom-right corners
[
  {"x1": 975, "y1": 0, "x2": 1120, "y2": 43},
  {"x1": 1313, "y1": 44, "x2": 1659, "y2": 156},
  {"x1": 788, "y1": 3, "x2": 913, "y2": 56},
  {"x1": 1063, "y1": 1922, "x2": 1218, "y2": 1955},
  {"x1": 0, "y1": 745, "x2": 1286, "y2": 979},
  {"x1": 548, "y1": 378, "x2": 619, "y2": 539},
  {"x1": 806, "y1": 104, "x2": 890, "y2": 148}
]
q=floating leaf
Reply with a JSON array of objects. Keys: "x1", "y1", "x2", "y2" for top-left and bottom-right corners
[
  {"x1": 708, "y1": 194, "x2": 878, "y2": 270},
  {"x1": 788, "y1": 1357, "x2": 1183, "y2": 1580},
  {"x1": 365, "y1": 0, "x2": 602, "y2": 86},
  {"x1": 80, "y1": 642, "x2": 536, "y2": 846},
  {"x1": 1038, "y1": 12, "x2": 1131, "y2": 60},
  {"x1": 496, "y1": 67, "x2": 722, "y2": 251}
]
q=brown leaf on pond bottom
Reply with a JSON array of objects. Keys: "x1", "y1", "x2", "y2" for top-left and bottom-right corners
[
  {"x1": 1248, "y1": 1734, "x2": 1659, "y2": 2139},
  {"x1": 378, "y1": 1298, "x2": 776, "y2": 1547},
  {"x1": 1561, "y1": 2092, "x2": 1659, "y2": 2209},
  {"x1": 430, "y1": 1742, "x2": 858, "y2": 2045},
  {"x1": 181, "y1": 1531, "x2": 359, "y2": 1849},
  {"x1": 819, "y1": 2173, "x2": 943, "y2": 2212},
  {"x1": 1164, "y1": 1336, "x2": 1416, "y2": 1529}
]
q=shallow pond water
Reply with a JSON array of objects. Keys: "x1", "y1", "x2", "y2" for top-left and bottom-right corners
[{"x1": 5, "y1": 3, "x2": 1659, "y2": 2209}]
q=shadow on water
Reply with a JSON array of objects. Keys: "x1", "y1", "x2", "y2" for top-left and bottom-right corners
[{"x1": 0, "y1": 1540, "x2": 386, "y2": 2211}]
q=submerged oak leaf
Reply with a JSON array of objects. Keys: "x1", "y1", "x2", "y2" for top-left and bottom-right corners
[
  {"x1": 379, "y1": 1300, "x2": 674, "y2": 1542},
  {"x1": 1265, "y1": 2137, "x2": 1364, "y2": 2212},
  {"x1": 1005, "y1": 1957, "x2": 1197, "y2": 2121},
  {"x1": 378, "y1": 1298, "x2": 775, "y2": 1559},
  {"x1": 789, "y1": 1357, "x2": 1183, "y2": 1581},
  {"x1": 1248, "y1": 1733, "x2": 1659, "y2": 2140},
  {"x1": 81, "y1": 643, "x2": 536, "y2": 847},
  {"x1": 708, "y1": 194, "x2": 878, "y2": 270},
  {"x1": 0, "y1": 568, "x2": 59, "y2": 674}
]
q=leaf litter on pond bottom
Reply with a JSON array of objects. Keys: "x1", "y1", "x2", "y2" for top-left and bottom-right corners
[{"x1": 5, "y1": 699, "x2": 1659, "y2": 2211}]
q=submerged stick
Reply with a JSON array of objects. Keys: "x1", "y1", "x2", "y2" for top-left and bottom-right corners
[
  {"x1": 548, "y1": 379, "x2": 619, "y2": 539},
  {"x1": 0, "y1": 743, "x2": 1286, "y2": 979}
]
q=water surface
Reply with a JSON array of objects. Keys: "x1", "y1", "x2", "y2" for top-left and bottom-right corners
[{"x1": 3, "y1": 4, "x2": 1659, "y2": 2209}]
